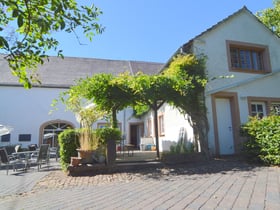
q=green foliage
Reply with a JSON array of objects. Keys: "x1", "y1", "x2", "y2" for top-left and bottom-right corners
[
  {"x1": 242, "y1": 115, "x2": 280, "y2": 165},
  {"x1": 57, "y1": 53, "x2": 208, "y2": 157},
  {"x1": 169, "y1": 141, "x2": 194, "y2": 154},
  {"x1": 58, "y1": 129, "x2": 79, "y2": 171},
  {"x1": 164, "y1": 54, "x2": 207, "y2": 116},
  {"x1": 59, "y1": 73, "x2": 134, "y2": 128},
  {"x1": 96, "y1": 127, "x2": 122, "y2": 145},
  {"x1": 257, "y1": 0, "x2": 280, "y2": 37},
  {"x1": 0, "y1": 0, "x2": 104, "y2": 88}
]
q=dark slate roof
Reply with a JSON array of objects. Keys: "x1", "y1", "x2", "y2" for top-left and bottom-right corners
[{"x1": 0, "y1": 55, "x2": 164, "y2": 88}]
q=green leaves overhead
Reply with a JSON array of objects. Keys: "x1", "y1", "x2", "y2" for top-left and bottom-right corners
[
  {"x1": 257, "y1": 0, "x2": 280, "y2": 37},
  {"x1": 0, "y1": 0, "x2": 104, "y2": 88}
]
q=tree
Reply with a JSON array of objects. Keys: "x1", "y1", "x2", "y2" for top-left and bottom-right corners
[
  {"x1": 0, "y1": 0, "x2": 104, "y2": 88},
  {"x1": 257, "y1": 0, "x2": 280, "y2": 37},
  {"x1": 163, "y1": 54, "x2": 209, "y2": 158},
  {"x1": 60, "y1": 73, "x2": 134, "y2": 129},
  {"x1": 130, "y1": 54, "x2": 208, "y2": 158},
  {"x1": 57, "y1": 55, "x2": 208, "y2": 159},
  {"x1": 129, "y1": 73, "x2": 178, "y2": 158}
]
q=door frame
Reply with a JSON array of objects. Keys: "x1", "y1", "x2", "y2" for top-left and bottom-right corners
[
  {"x1": 211, "y1": 92, "x2": 241, "y2": 156},
  {"x1": 129, "y1": 123, "x2": 144, "y2": 149}
]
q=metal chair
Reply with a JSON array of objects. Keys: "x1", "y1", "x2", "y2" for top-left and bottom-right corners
[
  {"x1": 30, "y1": 144, "x2": 50, "y2": 171},
  {"x1": 49, "y1": 147, "x2": 58, "y2": 161},
  {"x1": 0, "y1": 148, "x2": 22, "y2": 175}
]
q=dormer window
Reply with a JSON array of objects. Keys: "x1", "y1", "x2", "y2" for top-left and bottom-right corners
[{"x1": 226, "y1": 40, "x2": 271, "y2": 74}]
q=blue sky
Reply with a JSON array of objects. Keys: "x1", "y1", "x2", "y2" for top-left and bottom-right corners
[{"x1": 53, "y1": 0, "x2": 274, "y2": 63}]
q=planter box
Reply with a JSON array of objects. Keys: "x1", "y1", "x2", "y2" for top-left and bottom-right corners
[{"x1": 71, "y1": 157, "x2": 82, "y2": 167}]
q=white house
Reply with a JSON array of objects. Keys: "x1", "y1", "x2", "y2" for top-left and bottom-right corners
[
  {"x1": 1, "y1": 7, "x2": 280, "y2": 157},
  {"x1": 0, "y1": 56, "x2": 163, "y2": 148},
  {"x1": 142, "y1": 7, "x2": 280, "y2": 155}
]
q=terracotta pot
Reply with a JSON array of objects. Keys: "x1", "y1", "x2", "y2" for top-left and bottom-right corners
[{"x1": 76, "y1": 149, "x2": 95, "y2": 164}]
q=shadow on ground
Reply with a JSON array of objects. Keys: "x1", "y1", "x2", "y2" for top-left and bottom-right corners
[{"x1": 68, "y1": 156, "x2": 263, "y2": 178}]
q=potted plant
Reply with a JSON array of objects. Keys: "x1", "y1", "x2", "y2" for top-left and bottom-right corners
[
  {"x1": 96, "y1": 127, "x2": 121, "y2": 165},
  {"x1": 76, "y1": 105, "x2": 106, "y2": 164}
]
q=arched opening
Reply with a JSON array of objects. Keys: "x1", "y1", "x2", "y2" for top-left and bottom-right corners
[{"x1": 39, "y1": 120, "x2": 75, "y2": 147}]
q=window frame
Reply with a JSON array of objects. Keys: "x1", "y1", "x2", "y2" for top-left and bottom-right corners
[
  {"x1": 147, "y1": 118, "x2": 153, "y2": 137},
  {"x1": 18, "y1": 134, "x2": 31, "y2": 142},
  {"x1": 226, "y1": 40, "x2": 271, "y2": 74},
  {"x1": 1, "y1": 134, "x2": 11, "y2": 142},
  {"x1": 250, "y1": 102, "x2": 266, "y2": 119},
  {"x1": 158, "y1": 114, "x2": 165, "y2": 136},
  {"x1": 248, "y1": 97, "x2": 280, "y2": 117},
  {"x1": 271, "y1": 103, "x2": 280, "y2": 116}
]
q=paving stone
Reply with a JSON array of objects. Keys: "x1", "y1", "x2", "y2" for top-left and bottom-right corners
[{"x1": 1, "y1": 158, "x2": 280, "y2": 209}]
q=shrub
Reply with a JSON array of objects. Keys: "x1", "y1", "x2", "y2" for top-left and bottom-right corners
[
  {"x1": 169, "y1": 142, "x2": 194, "y2": 154},
  {"x1": 58, "y1": 129, "x2": 80, "y2": 171},
  {"x1": 96, "y1": 127, "x2": 122, "y2": 145},
  {"x1": 242, "y1": 115, "x2": 280, "y2": 165}
]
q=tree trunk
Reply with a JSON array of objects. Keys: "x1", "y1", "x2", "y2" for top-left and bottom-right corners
[
  {"x1": 192, "y1": 114, "x2": 210, "y2": 159},
  {"x1": 153, "y1": 104, "x2": 160, "y2": 159},
  {"x1": 112, "y1": 108, "x2": 118, "y2": 128}
]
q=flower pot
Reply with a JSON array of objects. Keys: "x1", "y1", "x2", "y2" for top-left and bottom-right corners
[{"x1": 76, "y1": 149, "x2": 95, "y2": 164}]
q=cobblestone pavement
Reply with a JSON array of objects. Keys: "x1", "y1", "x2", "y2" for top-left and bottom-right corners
[{"x1": 0, "y1": 158, "x2": 280, "y2": 209}]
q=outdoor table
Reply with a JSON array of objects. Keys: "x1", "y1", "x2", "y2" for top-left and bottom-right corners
[
  {"x1": 12, "y1": 150, "x2": 39, "y2": 170},
  {"x1": 124, "y1": 144, "x2": 134, "y2": 156}
]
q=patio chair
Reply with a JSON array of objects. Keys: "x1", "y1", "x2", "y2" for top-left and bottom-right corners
[
  {"x1": 14, "y1": 144, "x2": 25, "y2": 160},
  {"x1": 30, "y1": 144, "x2": 50, "y2": 171},
  {"x1": 49, "y1": 147, "x2": 59, "y2": 161},
  {"x1": 0, "y1": 148, "x2": 22, "y2": 175}
]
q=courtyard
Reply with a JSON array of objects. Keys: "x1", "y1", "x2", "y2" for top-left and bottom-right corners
[{"x1": 0, "y1": 157, "x2": 280, "y2": 209}]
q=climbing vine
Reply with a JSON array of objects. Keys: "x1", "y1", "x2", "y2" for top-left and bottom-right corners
[
  {"x1": 163, "y1": 54, "x2": 209, "y2": 157},
  {"x1": 56, "y1": 54, "x2": 209, "y2": 157}
]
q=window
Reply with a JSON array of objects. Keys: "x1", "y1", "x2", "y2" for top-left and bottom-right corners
[
  {"x1": 19, "y1": 134, "x2": 31, "y2": 142},
  {"x1": 227, "y1": 40, "x2": 271, "y2": 73},
  {"x1": 158, "y1": 115, "x2": 165, "y2": 136},
  {"x1": 271, "y1": 103, "x2": 280, "y2": 116},
  {"x1": 147, "y1": 118, "x2": 152, "y2": 137},
  {"x1": 251, "y1": 102, "x2": 266, "y2": 119},
  {"x1": 1, "y1": 134, "x2": 10, "y2": 142},
  {"x1": 248, "y1": 97, "x2": 280, "y2": 117}
]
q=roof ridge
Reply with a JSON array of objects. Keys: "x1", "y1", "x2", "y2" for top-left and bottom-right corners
[{"x1": 182, "y1": 6, "x2": 252, "y2": 50}]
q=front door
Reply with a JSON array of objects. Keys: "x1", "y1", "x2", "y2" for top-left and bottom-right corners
[
  {"x1": 129, "y1": 123, "x2": 144, "y2": 149},
  {"x1": 216, "y1": 98, "x2": 234, "y2": 155}
]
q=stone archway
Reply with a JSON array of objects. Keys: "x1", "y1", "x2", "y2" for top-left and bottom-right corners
[{"x1": 39, "y1": 120, "x2": 75, "y2": 147}]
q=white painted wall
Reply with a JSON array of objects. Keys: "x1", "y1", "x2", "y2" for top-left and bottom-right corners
[
  {"x1": 0, "y1": 86, "x2": 78, "y2": 147},
  {"x1": 141, "y1": 104, "x2": 194, "y2": 152},
  {"x1": 194, "y1": 11, "x2": 280, "y2": 94},
  {"x1": 159, "y1": 104, "x2": 194, "y2": 151},
  {"x1": 230, "y1": 72, "x2": 280, "y2": 124},
  {"x1": 0, "y1": 86, "x2": 139, "y2": 148},
  {"x1": 192, "y1": 10, "x2": 280, "y2": 154}
]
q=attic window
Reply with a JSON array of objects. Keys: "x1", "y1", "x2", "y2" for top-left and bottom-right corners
[{"x1": 226, "y1": 40, "x2": 271, "y2": 74}]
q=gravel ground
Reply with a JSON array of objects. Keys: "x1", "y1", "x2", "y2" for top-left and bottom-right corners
[{"x1": 32, "y1": 158, "x2": 260, "y2": 191}]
